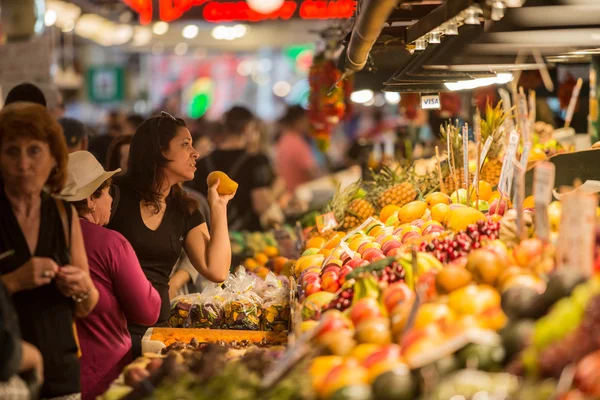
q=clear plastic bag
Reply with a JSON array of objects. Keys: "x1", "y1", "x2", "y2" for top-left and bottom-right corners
[
  {"x1": 183, "y1": 284, "x2": 225, "y2": 329},
  {"x1": 261, "y1": 276, "x2": 290, "y2": 332},
  {"x1": 168, "y1": 294, "x2": 199, "y2": 328},
  {"x1": 222, "y1": 268, "x2": 263, "y2": 330}
]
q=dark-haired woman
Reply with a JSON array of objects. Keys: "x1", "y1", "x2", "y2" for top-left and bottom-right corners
[{"x1": 108, "y1": 112, "x2": 233, "y2": 357}]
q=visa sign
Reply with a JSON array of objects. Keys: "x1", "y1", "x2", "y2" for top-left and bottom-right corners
[{"x1": 421, "y1": 94, "x2": 441, "y2": 110}]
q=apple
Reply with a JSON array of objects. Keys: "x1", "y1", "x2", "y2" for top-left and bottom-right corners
[
  {"x1": 382, "y1": 282, "x2": 413, "y2": 314},
  {"x1": 338, "y1": 266, "x2": 353, "y2": 283},
  {"x1": 411, "y1": 219, "x2": 426, "y2": 229},
  {"x1": 381, "y1": 240, "x2": 402, "y2": 255},
  {"x1": 322, "y1": 264, "x2": 342, "y2": 275},
  {"x1": 489, "y1": 199, "x2": 508, "y2": 216},
  {"x1": 447, "y1": 256, "x2": 468, "y2": 269},
  {"x1": 341, "y1": 253, "x2": 353, "y2": 265},
  {"x1": 350, "y1": 297, "x2": 383, "y2": 327},
  {"x1": 451, "y1": 189, "x2": 469, "y2": 205},
  {"x1": 305, "y1": 281, "x2": 322, "y2": 296},
  {"x1": 346, "y1": 259, "x2": 369, "y2": 270},
  {"x1": 362, "y1": 248, "x2": 385, "y2": 263},
  {"x1": 422, "y1": 224, "x2": 444, "y2": 236},
  {"x1": 485, "y1": 239, "x2": 510, "y2": 265},
  {"x1": 322, "y1": 271, "x2": 341, "y2": 293},
  {"x1": 301, "y1": 273, "x2": 320, "y2": 286},
  {"x1": 401, "y1": 231, "x2": 421, "y2": 244},
  {"x1": 317, "y1": 310, "x2": 353, "y2": 337},
  {"x1": 357, "y1": 242, "x2": 380, "y2": 255},
  {"x1": 513, "y1": 238, "x2": 543, "y2": 268}
]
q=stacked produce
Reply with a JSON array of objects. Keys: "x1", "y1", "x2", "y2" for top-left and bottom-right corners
[{"x1": 230, "y1": 229, "x2": 296, "y2": 279}]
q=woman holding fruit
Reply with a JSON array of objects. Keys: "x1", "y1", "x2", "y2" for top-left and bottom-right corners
[{"x1": 108, "y1": 112, "x2": 233, "y2": 358}]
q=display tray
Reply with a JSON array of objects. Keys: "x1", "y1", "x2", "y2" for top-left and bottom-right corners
[{"x1": 142, "y1": 327, "x2": 288, "y2": 354}]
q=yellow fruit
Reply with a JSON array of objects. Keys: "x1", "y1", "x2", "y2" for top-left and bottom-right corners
[
  {"x1": 325, "y1": 232, "x2": 345, "y2": 249},
  {"x1": 380, "y1": 205, "x2": 401, "y2": 223},
  {"x1": 264, "y1": 246, "x2": 278, "y2": 258},
  {"x1": 342, "y1": 199, "x2": 375, "y2": 230},
  {"x1": 294, "y1": 254, "x2": 325, "y2": 275},
  {"x1": 488, "y1": 191, "x2": 502, "y2": 204},
  {"x1": 523, "y1": 196, "x2": 535, "y2": 209},
  {"x1": 528, "y1": 147, "x2": 547, "y2": 162},
  {"x1": 414, "y1": 303, "x2": 456, "y2": 329},
  {"x1": 471, "y1": 181, "x2": 493, "y2": 201},
  {"x1": 319, "y1": 248, "x2": 333, "y2": 258},
  {"x1": 444, "y1": 207, "x2": 486, "y2": 232},
  {"x1": 255, "y1": 267, "x2": 270, "y2": 279},
  {"x1": 300, "y1": 320, "x2": 319, "y2": 334},
  {"x1": 481, "y1": 159, "x2": 502, "y2": 187},
  {"x1": 306, "y1": 236, "x2": 326, "y2": 250},
  {"x1": 398, "y1": 201, "x2": 427, "y2": 224},
  {"x1": 207, "y1": 171, "x2": 238, "y2": 195},
  {"x1": 254, "y1": 252, "x2": 268, "y2": 266},
  {"x1": 244, "y1": 258, "x2": 258, "y2": 270},
  {"x1": 349, "y1": 236, "x2": 371, "y2": 252},
  {"x1": 430, "y1": 203, "x2": 450, "y2": 223},
  {"x1": 310, "y1": 356, "x2": 344, "y2": 393},
  {"x1": 369, "y1": 225, "x2": 386, "y2": 238},
  {"x1": 349, "y1": 344, "x2": 383, "y2": 362},
  {"x1": 378, "y1": 182, "x2": 418, "y2": 208},
  {"x1": 425, "y1": 192, "x2": 451, "y2": 208}
]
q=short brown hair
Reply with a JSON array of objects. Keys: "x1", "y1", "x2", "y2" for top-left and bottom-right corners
[
  {"x1": 0, "y1": 102, "x2": 68, "y2": 193},
  {"x1": 71, "y1": 178, "x2": 112, "y2": 216}
]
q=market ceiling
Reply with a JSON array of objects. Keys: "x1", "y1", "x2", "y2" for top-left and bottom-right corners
[{"x1": 121, "y1": 0, "x2": 356, "y2": 24}]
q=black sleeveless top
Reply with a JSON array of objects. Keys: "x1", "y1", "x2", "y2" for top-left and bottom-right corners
[
  {"x1": 0, "y1": 186, "x2": 80, "y2": 397},
  {"x1": 107, "y1": 182, "x2": 204, "y2": 335}
]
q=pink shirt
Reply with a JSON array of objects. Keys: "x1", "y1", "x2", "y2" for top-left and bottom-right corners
[
  {"x1": 275, "y1": 131, "x2": 317, "y2": 192},
  {"x1": 77, "y1": 219, "x2": 160, "y2": 400}
]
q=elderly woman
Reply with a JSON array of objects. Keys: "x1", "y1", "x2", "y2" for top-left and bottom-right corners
[
  {"x1": 58, "y1": 151, "x2": 160, "y2": 400},
  {"x1": 0, "y1": 103, "x2": 98, "y2": 400},
  {"x1": 108, "y1": 112, "x2": 233, "y2": 358}
]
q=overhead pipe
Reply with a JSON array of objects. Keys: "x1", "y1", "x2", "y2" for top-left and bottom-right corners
[{"x1": 344, "y1": 0, "x2": 402, "y2": 74}]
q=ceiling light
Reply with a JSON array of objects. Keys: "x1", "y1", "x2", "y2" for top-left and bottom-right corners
[
  {"x1": 211, "y1": 24, "x2": 248, "y2": 41},
  {"x1": 415, "y1": 38, "x2": 428, "y2": 51},
  {"x1": 132, "y1": 26, "x2": 152, "y2": 46},
  {"x1": 175, "y1": 42, "x2": 189, "y2": 56},
  {"x1": 429, "y1": 31, "x2": 441, "y2": 44},
  {"x1": 491, "y1": 1, "x2": 506, "y2": 21},
  {"x1": 444, "y1": 73, "x2": 513, "y2": 91},
  {"x1": 45, "y1": 10, "x2": 57, "y2": 27},
  {"x1": 350, "y1": 89, "x2": 374, "y2": 104},
  {"x1": 152, "y1": 21, "x2": 169, "y2": 35},
  {"x1": 182, "y1": 25, "x2": 199, "y2": 39},
  {"x1": 246, "y1": 0, "x2": 284, "y2": 14},
  {"x1": 273, "y1": 81, "x2": 291, "y2": 97},
  {"x1": 113, "y1": 24, "x2": 133, "y2": 45},
  {"x1": 445, "y1": 19, "x2": 458, "y2": 35},
  {"x1": 464, "y1": 6, "x2": 482, "y2": 25},
  {"x1": 384, "y1": 92, "x2": 401, "y2": 105}
]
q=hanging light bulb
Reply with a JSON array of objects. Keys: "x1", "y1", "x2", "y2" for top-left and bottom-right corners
[
  {"x1": 429, "y1": 30, "x2": 441, "y2": 44},
  {"x1": 491, "y1": 1, "x2": 506, "y2": 21},
  {"x1": 415, "y1": 38, "x2": 428, "y2": 51},
  {"x1": 445, "y1": 19, "x2": 458, "y2": 35},
  {"x1": 246, "y1": 0, "x2": 284, "y2": 14}
]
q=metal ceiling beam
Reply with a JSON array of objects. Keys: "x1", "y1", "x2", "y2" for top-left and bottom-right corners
[{"x1": 404, "y1": 0, "x2": 475, "y2": 44}]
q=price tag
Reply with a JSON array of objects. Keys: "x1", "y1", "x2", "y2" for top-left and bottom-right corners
[
  {"x1": 498, "y1": 88, "x2": 515, "y2": 133},
  {"x1": 556, "y1": 193, "x2": 597, "y2": 277},
  {"x1": 534, "y1": 162, "x2": 555, "y2": 242},
  {"x1": 462, "y1": 124, "x2": 469, "y2": 191},
  {"x1": 473, "y1": 136, "x2": 494, "y2": 185},
  {"x1": 498, "y1": 131, "x2": 520, "y2": 195},
  {"x1": 520, "y1": 141, "x2": 532, "y2": 170},
  {"x1": 316, "y1": 212, "x2": 338, "y2": 234}
]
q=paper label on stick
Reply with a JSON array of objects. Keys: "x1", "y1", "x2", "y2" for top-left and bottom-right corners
[
  {"x1": 498, "y1": 131, "x2": 520, "y2": 195},
  {"x1": 534, "y1": 162, "x2": 555, "y2": 241},
  {"x1": 520, "y1": 141, "x2": 532, "y2": 169},
  {"x1": 565, "y1": 78, "x2": 583, "y2": 127},
  {"x1": 556, "y1": 193, "x2": 597, "y2": 277},
  {"x1": 462, "y1": 125, "x2": 469, "y2": 191},
  {"x1": 498, "y1": 88, "x2": 515, "y2": 133}
]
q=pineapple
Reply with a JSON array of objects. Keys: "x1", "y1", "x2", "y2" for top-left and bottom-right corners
[
  {"x1": 341, "y1": 199, "x2": 375, "y2": 230},
  {"x1": 328, "y1": 182, "x2": 375, "y2": 230},
  {"x1": 480, "y1": 101, "x2": 510, "y2": 187},
  {"x1": 440, "y1": 122, "x2": 473, "y2": 194},
  {"x1": 367, "y1": 166, "x2": 418, "y2": 209}
]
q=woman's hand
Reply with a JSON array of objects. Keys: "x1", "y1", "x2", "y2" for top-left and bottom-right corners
[
  {"x1": 1, "y1": 257, "x2": 59, "y2": 294},
  {"x1": 207, "y1": 179, "x2": 235, "y2": 209},
  {"x1": 55, "y1": 265, "x2": 93, "y2": 298}
]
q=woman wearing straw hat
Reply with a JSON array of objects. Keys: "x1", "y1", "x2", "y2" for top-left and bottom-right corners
[{"x1": 58, "y1": 151, "x2": 161, "y2": 400}]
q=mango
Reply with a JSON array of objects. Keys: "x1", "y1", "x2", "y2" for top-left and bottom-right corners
[{"x1": 207, "y1": 171, "x2": 238, "y2": 195}]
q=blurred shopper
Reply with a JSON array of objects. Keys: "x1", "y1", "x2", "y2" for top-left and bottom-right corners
[
  {"x1": 89, "y1": 110, "x2": 123, "y2": 167},
  {"x1": 0, "y1": 103, "x2": 98, "y2": 399},
  {"x1": 59, "y1": 118, "x2": 89, "y2": 153},
  {"x1": 4, "y1": 83, "x2": 47, "y2": 108},
  {"x1": 108, "y1": 112, "x2": 232, "y2": 358},
  {"x1": 193, "y1": 106, "x2": 283, "y2": 232},
  {"x1": 122, "y1": 114, "x2": 144, "y2": 137},
  {"x1": 275, "y1": 106, "x2": 320, "y2": 193},
  {"x1": 106, "y1": 135, "x2": 133, "y2": 176},
  {"x1": 58, "y1": 151, "x2": 160, "y2": 400},
  {"x1": 0, "y1": 280, "x2": 44, "y2": 400}
]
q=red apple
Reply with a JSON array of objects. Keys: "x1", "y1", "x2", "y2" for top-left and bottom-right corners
[
  {"x1": 381, "y1": 240, "x2": 402, "y2": 255},
  {"x1": 363, "y1": 249, "x2": 385, "y2": 263},
  {"x1": 350, "y1": 297, "x2": 383, "y2": 327},
  {"x1": 317, "y1": 310, "x2": 353, "y2": 337},
  {"x1": 338, "y1": 265, "x2": 353, "y2": 283},
  {"x1": 362, "y1": 344, "x2": 401, "y2": 369},
  {"x1": 489, "y1": 199, "x2": 508, "y2": 216},
  {"x1": 387, "y1": 247, "x2": 403, "y2": 257},
  {"x1": 322, "y1": 264, "x2": 342, "y2": 275},
  {"x1": 401, "y1": 231, "x2": 421, "y2": 244},
  {"x1": 322, "y1": 271, "x2": 341, "y2": 293},
  {"x1": 411, "y1": 219, "x2": 425, "y2": 229},
  {"x1": 485, "y1": 240, "x2": 510, "y2": 266},
  {"x1": 305, "y1": 281, "x2": 322, "y2": 296},
  {"x1": 513, "y1": 238, "x2": 543, "y2": 268},
  {"x1": 382, "y1": 282, "x2": 414, "y2": 314},
  {"x1": 346, "y1": 258, "x2": 369, "y2": 270},
  {"x1": 301, "y1": 274, "x2": 320, "y2": 287}
]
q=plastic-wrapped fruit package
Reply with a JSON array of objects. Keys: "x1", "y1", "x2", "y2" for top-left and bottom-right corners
[
  {"x1": 168, "y1": 295, "x2": 200, "y2": 328},
  {"x1": 261, "y1": 275, "x2": 290, "y2": 332},
  {"x1": 184, "y1": 284, "x2": 225, "y2": 329},
  {"x1": 222, "y1": 268, "x2": 263, "y2": 330}
]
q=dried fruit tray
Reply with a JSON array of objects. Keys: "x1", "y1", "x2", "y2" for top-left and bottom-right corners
[{"x1": 142, "y1": 327, "x2": 288, "y2": 354}]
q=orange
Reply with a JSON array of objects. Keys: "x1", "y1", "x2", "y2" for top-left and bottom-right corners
[
  {"x1": 471, "y1": 181, "x2": 493, "y2": 202},
  {"x1": 206, "y1": 171, "x2": 238, "y2": 195},
  {"x1": 425, "y1": 192, "x2": 451, "y2": 208},
  {"x1": 264, "y1": 245, "x2": 279, "y2": 258},
  {"x1": 254, "y1": 252, "x2": 268, "y2": 266},
  {"x1": 244, "y1": 258, "x2": 258, "y2": 270},
  {"x1": 380, "y1": 205, "x2": 401, "y2": 223},
  {"x1": 255, "y1": 267, "x2": 270, "y2": 279},
  {"x1": 523, "y1": 195, "x2": 535, "y2": 209},
  {"x1": 273, "y1": 256, "x2": 288, "y2": 275},
  {"x1": 306, "y1": 236, "x2": 326, "y2": 250},
  {"x1": 430, "y1": 203, "x2": 450, "y2": 223}
]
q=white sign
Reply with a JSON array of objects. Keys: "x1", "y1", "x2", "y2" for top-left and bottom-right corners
[
  {"x1": 498, "y1": 131, "x2": 520, "y2": 195},
  {"x1": 534, "y1": 162, "x2": 555, "y2": 241},
  {"x1": 421, "y1": 94, "x2": 441, "y2": 110},
  {"x1": 0, "y1": 35, "x2": 52, "y2": 87}
]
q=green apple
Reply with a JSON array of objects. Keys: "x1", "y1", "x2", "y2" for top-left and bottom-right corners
[{"x1": 450, "y1": 189, "x2": 469, "y2": 205}]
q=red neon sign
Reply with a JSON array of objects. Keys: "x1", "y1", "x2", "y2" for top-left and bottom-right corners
[{"x1": 124, "y1": 0, "x2": 356, "y2": 24}]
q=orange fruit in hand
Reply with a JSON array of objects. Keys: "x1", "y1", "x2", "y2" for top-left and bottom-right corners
[
  {"x1": 380, "y1": 205, "x2": 401, "y2": 223},
  {"x1": 207, "y1": 171, "x2": 238, "y2": 195}
]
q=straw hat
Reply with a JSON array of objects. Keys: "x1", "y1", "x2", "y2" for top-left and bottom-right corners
[{"x1": 57, "y1": 151, "x2": 120, "y2": 202}]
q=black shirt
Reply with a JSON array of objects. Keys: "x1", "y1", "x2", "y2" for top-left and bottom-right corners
[
  {"x1": 107, "y1": 182, "x2": 204, "y2": 333},
  {"x1": 0, "y1": 187, "x2": 80, "y2": 397},
  {"x1": 192, "y1": 149, "x2": 273, "y2": 232},
  {"x1": 88, "y1": 135, "x2": 114, "y2": 167},
  {"x1": 0, "y1": 281, "x2": 21, "y2": 382}
]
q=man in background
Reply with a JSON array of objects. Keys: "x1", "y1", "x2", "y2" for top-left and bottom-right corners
[{"x1": 59, "y1": 118, "x2": 88, "y2": 153}]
